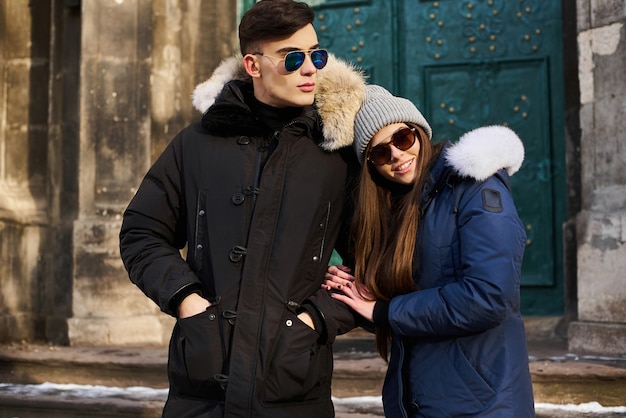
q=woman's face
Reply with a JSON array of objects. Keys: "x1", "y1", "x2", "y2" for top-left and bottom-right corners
[{"x1": 368, "y1": 123, "x2": 421, "y2": 185}]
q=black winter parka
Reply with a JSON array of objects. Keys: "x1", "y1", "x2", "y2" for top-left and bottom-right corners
[{"x1": 120, "y1": 55, "x2": 366, "y2": 418}]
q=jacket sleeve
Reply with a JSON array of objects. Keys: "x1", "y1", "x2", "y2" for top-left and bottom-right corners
[
  {"x1": 119, "y1": 131, "x2": 202, "y2": 317},
  {"x1": 305, "y1": 288, "x2": 359, "y2": 343},
  {"x1": 303, "y1": 148, "x2": 360, "y2": 343},
  {"x1": 388, "y1": 172, "x2": 526, "y2": 338}
]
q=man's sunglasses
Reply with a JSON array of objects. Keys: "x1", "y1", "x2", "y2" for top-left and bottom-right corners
[
  {"x1": 367, "y1": 127, "x2": 418, "y2": 166},
  {"x1": 253, "y1": 49, "x2": 329, "y2": 72}
]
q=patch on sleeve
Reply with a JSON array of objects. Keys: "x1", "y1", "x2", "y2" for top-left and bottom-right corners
[{"x1": 482, "y1": 189, "x2": 502, "y2": 213}]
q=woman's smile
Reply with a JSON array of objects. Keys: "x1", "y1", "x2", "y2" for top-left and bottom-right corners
[{"x1": 393, "y1": 157, "x2": 414, "y2": 173}]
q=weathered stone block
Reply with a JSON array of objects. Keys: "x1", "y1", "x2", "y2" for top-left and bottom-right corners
[
  {"x1": 590, "y1": 0, "x2": 626, "y2": 27},
  {"x1": 2, "y1": 0, "x2": 31, "y2": 58},
  {"x1": 4, "y1": 63, "x2": 29, "y2": 126},
  {"x1": 577, "y1": 210, "x2": 626, "y2": 323},
  {"x1": 68, "y1": 315, "x2": 170, "y2": 346},
  {"x1": 568, "y1": 321, "x2": 626, "y2": 355},
  {"x1": 73, "y1": 217, "x2": 157, "y2": 315},
  {"x1": 577, "y1": 0, "x2": 592, "y2": 32},
  {"x1": 0, "y1": 223, "x2": 39, "y2": 312},
  {"x1": 108, "y1": 315, "x2": 172, "y2": 346},
  {"x1": 81, "y1": 0, "x2": 150, "y2": 58},
  {"x1": 70, "y1": 216, "x2": 172, "y2": 345},
  {"x1": 0, "y1": 313, "x2": 38, "y2": 342}
]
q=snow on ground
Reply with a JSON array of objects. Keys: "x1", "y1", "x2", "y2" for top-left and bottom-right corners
[
  {"x1": 0, "y1": 382, "x2": 625, "y2": 415},
  {"x1": 534, "y1": 402, "x2": 626, "y2": 413},
  {"x1": 0, "y1": 382, "x2": 168, "y2": 401}
]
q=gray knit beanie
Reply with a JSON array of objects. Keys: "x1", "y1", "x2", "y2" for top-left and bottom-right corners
[{"x1": 354, "y1": 85, "x2": 432, "y2": 165}]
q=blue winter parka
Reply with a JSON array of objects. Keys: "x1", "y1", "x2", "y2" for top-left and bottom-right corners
[{"x1": 382, "y1": 126, "x2": 535, "y2": 417}]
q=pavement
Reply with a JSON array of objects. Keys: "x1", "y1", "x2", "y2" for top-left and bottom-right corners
[{"x1": 0, "y1": 328, "x2": 625, "y2": 417}]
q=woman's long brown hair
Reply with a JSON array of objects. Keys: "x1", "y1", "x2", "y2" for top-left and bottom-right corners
[{"x1": 352, "y1": 125, "x2": 443, "y2": 360}]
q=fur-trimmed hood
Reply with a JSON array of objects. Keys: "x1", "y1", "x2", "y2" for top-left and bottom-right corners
[
  {"x1": 191, "y1": 53, "x2": 367, "y2": 151},
  {"x1": 445, "y1": 125, "x2": 524, "y2": 181}
]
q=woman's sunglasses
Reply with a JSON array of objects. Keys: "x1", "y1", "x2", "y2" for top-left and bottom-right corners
[
  {"x1": 254, "y1": 49, "x2": 329, "y2": 72},
  {"x1": 367, "y1": 127, "x2": 418, "y2": 166}
]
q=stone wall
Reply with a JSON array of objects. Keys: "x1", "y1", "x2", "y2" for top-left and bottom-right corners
[
  {"x1": 68, "y1": 0, "x2": 238, "y2": 346},
  {"x1": 568, "y1": 0, "x2": 626, "y2": 355},
  {"x1": 0, "y1": 0, "x2": 237, "y2": 346},
  {"x1": 0, "y1": 0, "x2": 51, "y2": 342}
]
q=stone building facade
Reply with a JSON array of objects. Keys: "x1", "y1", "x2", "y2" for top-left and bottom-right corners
[
  {"x1": 566, "y1": 0, "x2": 626, "y2": 354},
  {"x1": 0, "y1": 0, "x2": 624, "y2": 355},
  {"x1": 0, "y1": 0, "x2": 237, "y2": 345}
]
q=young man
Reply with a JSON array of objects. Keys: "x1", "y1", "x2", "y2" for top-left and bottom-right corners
[{"x1": 119, "y1": 1, "x2": 366, "y2": 417}]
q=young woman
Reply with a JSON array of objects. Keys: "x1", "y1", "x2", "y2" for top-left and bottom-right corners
[{"x1": 325, "y1": 85, "x2": 535, "y2": 417}]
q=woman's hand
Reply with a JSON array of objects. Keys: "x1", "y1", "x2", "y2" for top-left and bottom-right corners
[
  {"x1": 324, "y1": 265, "x2": 376, "y2": 322},
  {"x1": 323, "y1": 265, "x2": 354, "y2": 285}
]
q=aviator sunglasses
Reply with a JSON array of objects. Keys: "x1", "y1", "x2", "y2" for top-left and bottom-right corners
[
  {"x1": 253, "y1": 49, "x2": 329, "y2": 72},
  {"x1": 367, "y1": 127, "x2": 418, "y2": 166}
]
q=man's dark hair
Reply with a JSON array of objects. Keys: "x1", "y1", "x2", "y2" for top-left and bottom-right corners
[{"x1": 239, "y1": 0, "x2": 315, "y2": 55}]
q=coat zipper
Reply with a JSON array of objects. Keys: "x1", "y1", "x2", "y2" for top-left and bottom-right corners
[
  {"x1": 248, "y1": 130, "x2": 280, "y2": 205},
  {"x1": 317, "y1": 201, "x2": 331, "y2": 261}
]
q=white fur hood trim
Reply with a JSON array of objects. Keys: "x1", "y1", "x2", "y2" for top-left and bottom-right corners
[
  {"x1": 192, "y1": 54, "x2": 248, "y2": 113},
  {"x1": 445, "y1": 125, "x2": 524, "y2": 181},
  {"x1": 191, "y1": 54, "x2": 367, "y2": 151}
]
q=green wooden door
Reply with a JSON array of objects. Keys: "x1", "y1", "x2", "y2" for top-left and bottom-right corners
[{"x1": 311, "y1": 0, "x2": 566, "y2": 315}]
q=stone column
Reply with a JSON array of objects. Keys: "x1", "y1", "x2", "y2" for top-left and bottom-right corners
[
  {"x1": 0, "y1": 0, "x2": 50, "y2": 342},
  {"x1": 69, "y1": 0, "x2": 165, "y2": 345},
  {"x1": 43, "y1": 0, "x2": 82, "y2": 345},
  {"x1": 568, "y1": 1, "x2": 626, "y2": 355},
  {"x1": 69, "y1": 0, "x2": 237, "y2": 346}
]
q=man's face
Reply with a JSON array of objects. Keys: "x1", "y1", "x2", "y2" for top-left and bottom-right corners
[{"x1": 246, "y1": 24, "x2": 322, "y2": 108}]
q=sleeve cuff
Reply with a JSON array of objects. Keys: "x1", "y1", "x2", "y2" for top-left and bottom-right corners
[
  {"x1": 372, "y1": 300, "x2": 390, "y2": 328},
  {"x1": 169, "y1": 283, "x2": 203, "y2": 316}
]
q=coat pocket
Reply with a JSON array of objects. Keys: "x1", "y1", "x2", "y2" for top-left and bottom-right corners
[
  {"x1": 168, "y1": 303, "x2": 226, "y2": 399},
  {"x1": 409, "y1": 340, "x2": 496, "y2": 416},
  {"x1": 262, "y1": 311, "x2": 331, "y2": 404}
]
